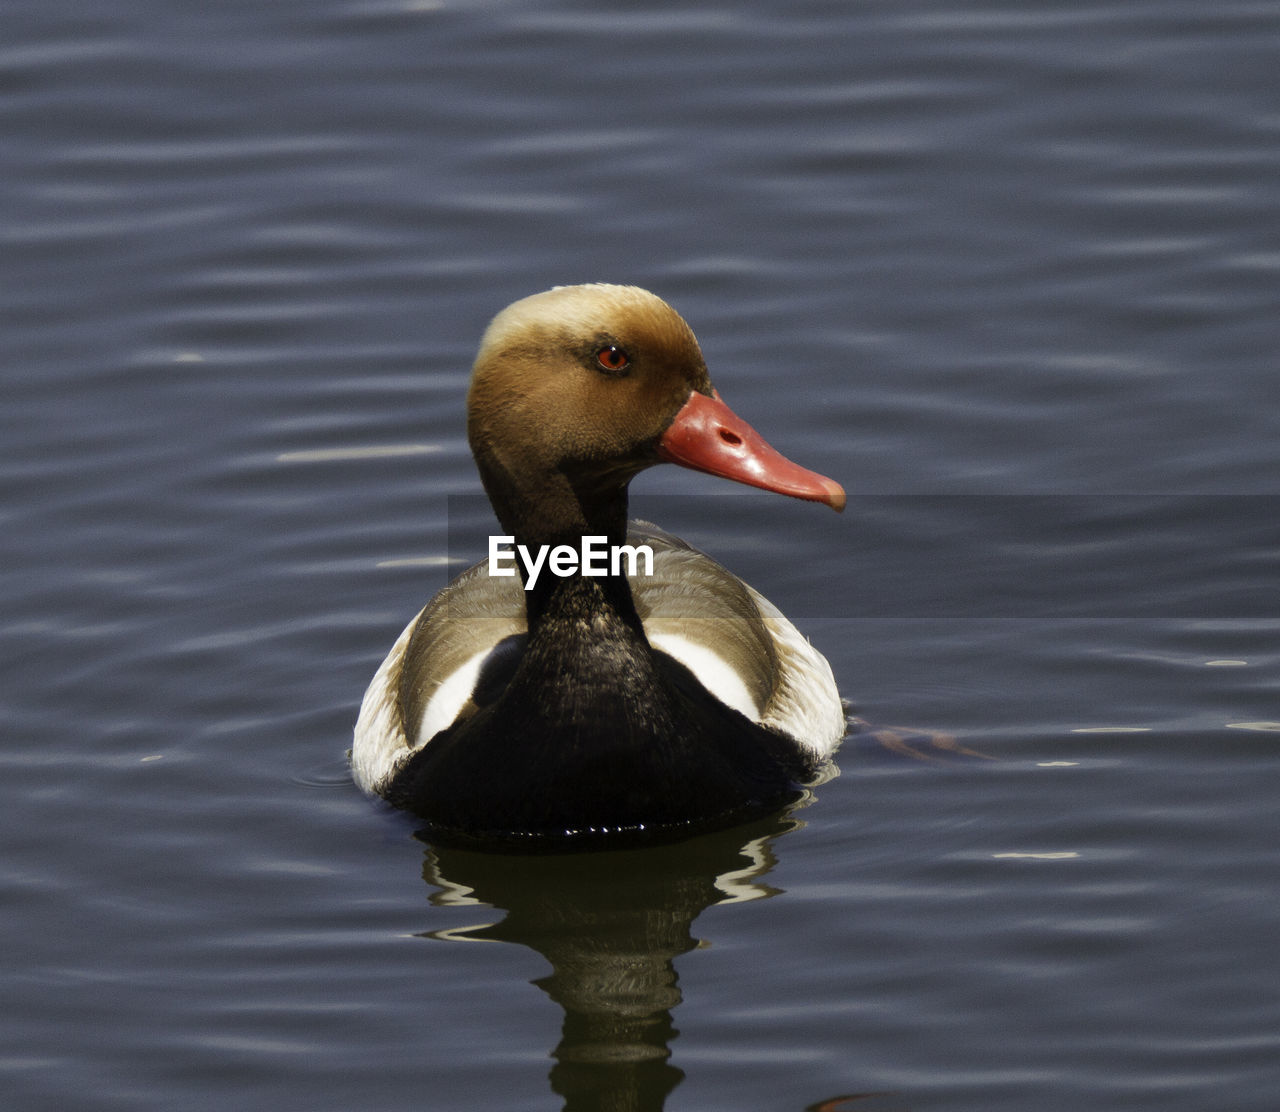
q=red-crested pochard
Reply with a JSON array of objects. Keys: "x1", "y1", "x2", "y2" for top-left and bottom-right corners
[{"x1": 352, "y1": 284, "x2": 846, "y2": 848}]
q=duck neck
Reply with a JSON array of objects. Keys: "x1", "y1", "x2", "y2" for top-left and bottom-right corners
[{"x1": 481, "y1": 464, "x2": 643, "y2": 635}]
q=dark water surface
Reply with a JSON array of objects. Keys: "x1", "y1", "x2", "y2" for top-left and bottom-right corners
[{"x1": 4, "y1": 2, "x2": 1278, "y2": 1109}]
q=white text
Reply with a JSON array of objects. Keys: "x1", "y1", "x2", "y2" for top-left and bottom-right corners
[{"x1": 488, "y1": 535, "x2": 655, "y2": 591}]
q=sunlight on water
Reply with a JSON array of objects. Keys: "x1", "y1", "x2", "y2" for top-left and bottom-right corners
[{"x1": 277, "y1": 444, "x2": 443, "y2": 462}]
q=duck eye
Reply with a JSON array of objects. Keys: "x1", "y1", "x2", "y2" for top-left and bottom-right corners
[{"x1": 595, "y1": 345, "x2": 630, "y2": 374}]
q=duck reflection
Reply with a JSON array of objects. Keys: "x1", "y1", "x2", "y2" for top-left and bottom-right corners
[{"x1": 417, "y1": 809, "x2": 803, "y2": 1111}]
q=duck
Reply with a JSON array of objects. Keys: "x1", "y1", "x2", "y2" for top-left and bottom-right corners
[{"x1": 352, "y1": 284, "x2": 847, "y2": 849}]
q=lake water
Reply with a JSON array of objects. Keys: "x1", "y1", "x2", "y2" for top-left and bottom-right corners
[{"x1": 4, "y1": 2, "x2": 1278, "y2": 1109}]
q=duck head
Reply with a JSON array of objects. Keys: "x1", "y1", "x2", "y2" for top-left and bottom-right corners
[{"x1": 467, "y1": 284, "x2": 845, "y2": 547}]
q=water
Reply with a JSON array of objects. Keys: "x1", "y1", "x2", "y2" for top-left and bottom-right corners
[{"x1": 3, "y1": 1, "x2": 1278, "y2": 1109}]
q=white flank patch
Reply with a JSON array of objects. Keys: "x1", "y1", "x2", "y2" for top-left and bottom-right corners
[
  {"x1": 417, "y1": 649, "x2": 493, "y2": 742},
  {"x1": 647, "y1": 633, "x2": 762, "y2": 722}
]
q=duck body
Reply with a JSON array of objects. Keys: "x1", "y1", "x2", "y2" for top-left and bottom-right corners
[
  {"x1": 352, "y1": 285, "x2": 846, "y2": 849},
  {"x1": 355, "y1": 525, "x2": 845, "y2": 847}
]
